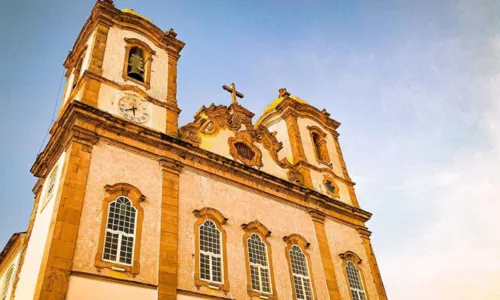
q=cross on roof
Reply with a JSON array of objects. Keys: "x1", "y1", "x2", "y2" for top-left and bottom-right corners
[{"x1": 222, "y1": 82, "x2": 244, "y2": 105}]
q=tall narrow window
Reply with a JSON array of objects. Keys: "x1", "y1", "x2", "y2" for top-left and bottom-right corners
[
  {"x1": 95, "y1": 183, "x2": 145, "y2": 276},
  {"x1": 312, "y1": 132, "x2": 323, "y2": 160},
  {"x1": 346, "y1": 261, "x2": 367, "y2": 300},
  {"x1": 1, "y1": 265, "x2": 14, "y2": 300},
  {"x1": 290, "y1": 245, "x2": 312, "y2": 300},
  {"x1": 193, "y1": 207, "x2": 230, "y2": 292},
  {"x1": 340, "y1": 251, "x2": 369, "y2": 300},
  {"x1": 248, "y1": 234, "x2": 271, "y2": 293},
  {"x1": 242, "y1": 220, "x2": 277, "y2": 298},
  {"x1": 40, "y1": 163, "x2": 59, "y2": 213},
  {"x1": 284, "y1": 234, "x2": 315, "y2": 300},
  {"x1": 72, "y1": 55, "x2": 84, "y2": 90},
  {"x1": 199, "y1": 220, "x2": 223, "y2": 283},
  {"x1": 308, "y1": 126, "x2": 331, "y2": 165},
  {"x1": 103, "y1": 196, "x2": 137, "y2": 265}
]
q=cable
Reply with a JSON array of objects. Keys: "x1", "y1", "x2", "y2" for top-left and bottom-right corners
[{"x1": 37, "y1": 68, "x2": 65, "y2": 156}]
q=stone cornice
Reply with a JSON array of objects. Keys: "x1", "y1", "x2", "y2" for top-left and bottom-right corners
[
  {"x1": 33, "y1": 101, "x2": 372, "y2": 226},
  {"x1": 64, "y1": 0, "x2": 185, "y2": 70}
]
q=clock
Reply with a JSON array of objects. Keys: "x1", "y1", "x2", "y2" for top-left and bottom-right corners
[{"x1": 118, "y1": 96, "x2": 150, "y2": 123}]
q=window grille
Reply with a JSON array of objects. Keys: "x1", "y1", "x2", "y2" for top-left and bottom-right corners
[
  {"x1": 247, "y1": 234, "x2": 271, "y2": 293},
  {"x1": 199, "y1": 220, "x2": 223, "y2": 283},
  {"x1": 346, "y1": 261, "x2": 367, "y2": 300},
  {"x1": 290, "y1": 245, "x2": 312, "y2": 300},
  {"x1": 102, "y1": 196, "x2": 137, "y2": 265},
  {"x1": 1, "y1": 265, "x2": 14, "y2": 300}
]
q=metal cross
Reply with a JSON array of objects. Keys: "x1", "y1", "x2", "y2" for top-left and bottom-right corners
[{"x1": 222, "y1": 82, "x2": 244, "y2": 105}]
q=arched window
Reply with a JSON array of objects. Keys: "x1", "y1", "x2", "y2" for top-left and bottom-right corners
[
  {"x1": 340, "y1": 251, "x2": 369, "y2": 300},
  {"x1": 242, "y1": 220, "x2": 277, "y2": 298},
  {"x1": 95, "y1": 183, "x2": 145, "y2": 276},
  {"x1": 193, "y1": 207, "x2": 229, "y2": 292},
  {"x1": 346, "y1": 261, "x2": 367, "y2": 300},
  {"x1": 199, "y1": 220, "x2": 223, "y2": 283},
  {"x1": 248, "y1": 234, "x2": 271, "y2": 293},
  {"x1": 122, "y1": 38, "x2": 155, "y2": 89},
  {"x1": 1, "y1": 265, "x2": 15, "y2": 300},
  {"x1": 127, "y1": 47, "x2": 145, "y2": 82},
  {"x1": 312, "y1": 132, "x2": 323, "y2": 159},
  {"x1": 284, "y1": 234, "x2": 315, "y2": 300},
  {"x1": 103, "y1": 196, "x2": 137, "y2": 265},
  {"x1": 290, "y1": 245, "x2": 312, "y2": 300},
  {"x1": 308, "y1": 126, "x2": 331, "y2": 165}
]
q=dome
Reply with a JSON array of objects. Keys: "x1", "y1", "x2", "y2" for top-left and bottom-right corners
[
  {"x1": 121, "y1": 8, "x2": 151, "y2": 23},
  {"x1": 262, "y1": 95, "x2": 308, "y2": 115}
]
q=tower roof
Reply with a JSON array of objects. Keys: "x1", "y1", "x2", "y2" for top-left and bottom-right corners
[
  {"x1": 262, "y1": 95, "x2": 308, "y2": 115},
  {"x1": 121, "y1": 8, "x2": 151, "y2": 23}
]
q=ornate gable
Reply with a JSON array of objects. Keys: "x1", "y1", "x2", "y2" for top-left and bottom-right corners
[{"x1": 180, "y1": 103, "x2": 291, "y2": 171}]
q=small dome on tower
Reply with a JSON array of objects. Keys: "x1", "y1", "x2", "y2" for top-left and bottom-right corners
[
  {"x1": 262, "y1": 88, "x2": 308, "y2": 114},
  {"x1": 121, "y1": 8, "x2": 151, "y2": 22}
]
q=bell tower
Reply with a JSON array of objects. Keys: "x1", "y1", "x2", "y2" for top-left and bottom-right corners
[{"x1": 60, "y1": 0, "x2": 185, "y2": 136}]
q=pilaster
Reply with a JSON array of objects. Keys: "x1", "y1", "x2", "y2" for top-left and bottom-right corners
[
  {"x1": 33, "y1": 136, "x2": 97, "y2": 300},
  {"x1": 357, "y1": 227, "x2": 388, "y2": 300},
  {"x1": 284, "y1": 111, "x2": 313, "y2": 188},
  {"x1": 165, "y1": 51, "x2": 181, "y2": 136},
  {"x1": 82, "y1": 20, "x2": 111, "y2": 107},
  {"x1": 158, "y1": 158, "x2": 183, "y2": 300},
  {"x1": 309, "y1": 210, "x2": 341, "y2": 300}
]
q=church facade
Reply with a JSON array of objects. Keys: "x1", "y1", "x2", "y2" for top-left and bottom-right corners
[{"x1": 0, "y1": 1, "x2": 388, "y2": 299}]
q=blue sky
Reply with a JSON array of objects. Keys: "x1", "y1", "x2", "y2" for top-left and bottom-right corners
[{"x1": 1, "y1": 0, "x2": 499, "y2": 298}]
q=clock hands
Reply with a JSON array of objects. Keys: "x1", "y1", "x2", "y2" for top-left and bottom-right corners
[{"x1": 124, "y1": 106, "x2": 138, "y2": 116}]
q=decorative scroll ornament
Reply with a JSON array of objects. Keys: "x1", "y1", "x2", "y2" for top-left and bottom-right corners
[
  {"x1": 180, "y1": 103, "x2": 291, "y2": 170},
  {"x1": 229, "y1": 132, "x2": 263, "y2": 168}
]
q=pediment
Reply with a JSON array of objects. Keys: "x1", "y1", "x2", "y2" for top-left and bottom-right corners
[{"x1": 179, "y1": 103, "x2": 291, "y2": 171}]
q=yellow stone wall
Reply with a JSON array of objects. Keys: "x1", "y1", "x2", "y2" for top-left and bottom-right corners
[
  {"x1": 177, "y1": 169, "x2": 331, "y2": 299},
  {"x1": 72, "y1": 142, "x2": 162, "y2": 285}
]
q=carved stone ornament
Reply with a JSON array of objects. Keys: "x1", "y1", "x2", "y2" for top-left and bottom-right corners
[
  {"x1": 229, "y1": 133, "x2": 263, "y2": 168},
  {"x1": 180, "y1": 103, "x2": 291, "y2": 170}
]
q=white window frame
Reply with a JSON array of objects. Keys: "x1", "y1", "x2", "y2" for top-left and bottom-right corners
[
  {"x1": 199, "y1": 220, "x2": 224, "y2": 284},
  {"x1": 247, "y1": 233, "x2": 272, "y2": 294},
  {"x1": 346, "y1": 261, "x2": 367, "y2": 300},
  {"x1": 290, "y1": 245, "x2": 313, "y2": 300},
  {"x1": 102, "y1": 196, "x2": 137, "y2": 266},
  {"x1": 1, "y1": 265, "x2": 15, "y2": 300}
]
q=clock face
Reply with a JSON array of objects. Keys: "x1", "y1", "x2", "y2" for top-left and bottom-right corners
[{"x1": 118, "y1": 96, "x2": 150, "y2": 123}]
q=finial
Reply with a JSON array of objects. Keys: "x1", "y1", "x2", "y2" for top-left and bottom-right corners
[
  {"x1": 279, "y1": 88, "x2": 290, "y2": 98},
  {"x1": 100, "y1": 0, "x2": 114, "y2": 5},
  {"x1": 166, "y1": 28, "x2": 178, "y2": 38}
]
